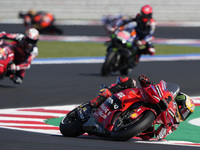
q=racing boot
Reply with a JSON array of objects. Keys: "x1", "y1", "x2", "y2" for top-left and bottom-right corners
[
  {"x1": 10, "y1": 74, "x2": 23, "y2": 84},
  {"x1": 155, "y1": 125, "x2": 168, "y2": 140},
  {"x1": 139, "y1": 126, "x2": 155, "y2": 140}
]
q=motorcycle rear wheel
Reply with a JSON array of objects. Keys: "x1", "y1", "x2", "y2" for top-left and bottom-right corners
[
  {"x1": 111, "y1": 110, "x2": 155, "y2": 141},
  {"x1": 59, "y1": 113, "x2": 85, "y2": 137}
]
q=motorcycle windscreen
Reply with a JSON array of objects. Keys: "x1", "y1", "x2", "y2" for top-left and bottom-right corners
[
  {"x1": 116, "y1": 30, "x2": 131, "y2": 43},
  {"x1": 166, "y1": 82, "x2": 180, "y2": 99}
]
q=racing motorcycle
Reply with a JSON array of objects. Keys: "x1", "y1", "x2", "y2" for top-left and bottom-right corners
[
  {"x1": 19, "y1": 11, "x2": 63, "y2": 35},
  {"x1": 60, "y1": 79, "x2": 182, "y2": 141},
  {"x1": 0, "y1": 40, "x2": 15, "y2": 80},
  {"x1": 101, "y1": 24, "x2": 144, "y2": 76}
]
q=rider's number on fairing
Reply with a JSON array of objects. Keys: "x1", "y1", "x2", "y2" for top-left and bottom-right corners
[
  {"x1": 107, "y1": 92, "x2": 125, "y2": 109},
  {"x1": 107, "y1": 97, "x2": 119, "y2": 109},
  {"x1": 117, "y1": 92, "x2": 125, "y2": 99},
  {"x1": 117, "y1": 31, "x2": 130, "y2": 40}
]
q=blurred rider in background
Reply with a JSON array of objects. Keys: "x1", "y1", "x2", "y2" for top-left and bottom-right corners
[
  {"x1": 116, "y1": 5, "x2": 156, "y2": 56},
  {"x1": 19, "y1": 9, "x2": 62, "y2": 34},
  {"x1": 89, "y1": 74, "x2": 195, "y2": 140},
  {"x1": 0, "y1": 28, "x2": 39, "y2": 84},
  {"x1": 103, "y1": 5, "x2": 156, "y2": 67}
]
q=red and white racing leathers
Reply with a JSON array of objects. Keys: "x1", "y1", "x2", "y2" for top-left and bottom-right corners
[{"x1": 0, "y1": 32, "x2": 38, "y2": 79}]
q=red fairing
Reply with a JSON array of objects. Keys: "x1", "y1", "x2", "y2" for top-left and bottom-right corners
[
  {"x1": 0, "y1": 41, "x2": 15, "y2": 74},
  {"x1": 140, "y1": 81, "x2": 172, "y2": 104},
  {"x1": 90, "y1": 80, "x2": 180, "y2": 140},
  {"x1": 93, "y1": 102, "x2": 115, "y2": 131},
  {"x1": 0, "y1": 32, "x2": 18, "y2": 40},
  {"x1": 92, "y1": 87, "x2": 153, "y2": 131},
  {"x1": 130, "y1": 105, "x2": 156, "y2": 120},
  {"x1": 149, "y1": 81, "x2": 180, "y2": 128},
  {"x1": 118, "y1": 88, "x2": 142, "y2": 107}
]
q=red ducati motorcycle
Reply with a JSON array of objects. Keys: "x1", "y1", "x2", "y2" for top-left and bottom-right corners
[
  {"x1": 60, "y1": 80, "x2": 182, "y2": 141},
  {"x1": 19, "y1": 11, "x2": 63, "y2": 35},
  {"x1": 0, "y1": 40, "x2": 15, "y2": 80}
]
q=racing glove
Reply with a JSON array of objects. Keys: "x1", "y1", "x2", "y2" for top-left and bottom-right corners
[
  {"x1": 15, "y1": 34, "x2": 24, "y2": 42},
  {"x1": 0, "y1": 31, "x2": 6, "y2": 35},
  {"x1": 148, "y1": 47, "x2": 156, "y2": 55},
  {"x1": 138, "y1": 74, "x2": 152, "y2": 87},
  {"x1": 0, "y1": 31, "x2": 6, "y2": 39},
  {"x1": 136, "y1": 40, "x2": 146, "y2": 47}
]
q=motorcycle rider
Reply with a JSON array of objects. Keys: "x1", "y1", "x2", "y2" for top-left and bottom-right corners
[
  {"x1": 89, "y1": 75, "x2": 195, "y2": 140},
  {"x1": 19, "y1": 9, "x2": 62, "y2": 34},
  {"x1": 113, "y1": 5, "x2": 156, "y2": 66},
  {"x1": 0, "y1": 28, "x2": 39, "y2": 84}
]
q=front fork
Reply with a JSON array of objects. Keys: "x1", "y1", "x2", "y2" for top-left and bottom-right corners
[
  {"x1": 76, "y1": 102, "x2": 94, "y2": 122},
  {"x1": 107, "y1": 47, "x2": 121, "y2": 68}
]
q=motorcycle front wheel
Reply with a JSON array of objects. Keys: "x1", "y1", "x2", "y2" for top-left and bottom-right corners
[
  {"x1": 119, "y1": 67, "x2": 129, "y2": 75},
  {"x1": 101, "y1": 50, "x2": 118, "y2": 76},
  {"x1": 111, "y1": 110, "x2": 155, "y2": 141}
]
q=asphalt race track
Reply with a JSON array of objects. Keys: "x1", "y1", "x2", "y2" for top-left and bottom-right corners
[
  {"x1": 1, "y1": 61, "x2": 200, "y2": 109},
  {"x1": 1, "y1": 62, "x2": 200, "y2": 150},
  {"x1": 0, "y1": 23, "x2": 199, "y2": 150},
  {"x1": 1, "y1": 23, "x2": 200, "y2": 39}
]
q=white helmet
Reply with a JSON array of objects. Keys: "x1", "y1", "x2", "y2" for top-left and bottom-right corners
[
  {"x1": 25, "y1": 28, "x2": 39, "y2": 43},
  {"x1": 24, "y1": 28, "x2": 39, "y2": 52}
]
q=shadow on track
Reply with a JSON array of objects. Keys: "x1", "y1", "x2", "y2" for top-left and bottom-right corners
[{"x1": 0, "y1": 84, "x2": 15, "y2": 88}]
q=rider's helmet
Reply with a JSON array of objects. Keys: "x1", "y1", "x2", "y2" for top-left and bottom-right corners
[
  {"x1": 175, "y1": 93, "x2": 195, "y2": 121},
  {"x1": 23, "y1": 28, "x2": 39, "y2": 53},
  {"x1": 140, "y1": 5, "x2": 153, "y2": 23},
  {"x1": 28, "y1": 9, "x2": 37, "y2": 16}
]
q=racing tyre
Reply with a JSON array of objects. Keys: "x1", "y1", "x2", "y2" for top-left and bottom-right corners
[
  {"x1": 59, "y1": 113, "x2": 85, "y2": 137},
  {"x1": 119, "y1": 67, "x2": 129, "y2": 75},
  {"x1": 111, "y1": 110, "x2": 155, "y2": 141},
  {"x1": 101, "y1": 50, "x2": 117, "y2": 76}
]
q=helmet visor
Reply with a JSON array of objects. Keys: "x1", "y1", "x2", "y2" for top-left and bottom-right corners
[
  {"x1": 24, "y1": 37, "x2": 37, "y2": 53},
  {"x1": 26, "y1": 37, "x2": 38, "y2": 44},
  {"x1": 180, "y1": 107, "x2": 192, "y2": 120},
  {"x1": 141, "y1": 11, "x2": 152, "y2": 20}
]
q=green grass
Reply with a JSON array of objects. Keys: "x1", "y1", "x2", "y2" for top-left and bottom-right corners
[
  {"x1": 37, "y1": 41, "x2": 200, "y2": 58},
  {"x1": 37, "y1": 41, "x2": 106, "y2": 58},
  {"x1": 155, "y1": 45, "x2": 200, "y2": 55}
]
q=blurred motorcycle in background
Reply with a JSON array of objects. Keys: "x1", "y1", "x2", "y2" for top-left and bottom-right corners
[
  {"x1": 101, "y1": 21, "x2": 146, "y2": 76},
  {"x1": 19, "y1": 10, "x2": 62, "y2": 35}
]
